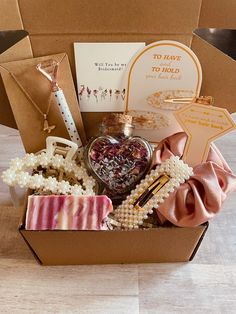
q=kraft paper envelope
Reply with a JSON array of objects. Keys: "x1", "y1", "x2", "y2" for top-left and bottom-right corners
[
  {"x1": 0, "y1": 30, "x2": 33, "y2": 128},
  {"x1": 0, "y1": 53, "x2": 86, "y2": 153}
]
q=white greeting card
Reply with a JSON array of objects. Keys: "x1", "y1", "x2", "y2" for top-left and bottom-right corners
[
  {"x1": 124, "y1": 40, "x2": 202, "y2": 142},
  {"x1": 74, "y1": 43, "x2": 145, "y2": 112}
]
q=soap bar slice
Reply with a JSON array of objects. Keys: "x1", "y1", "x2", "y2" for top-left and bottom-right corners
[{"x1": 25, "y1": 195, "x2": 113, "y2": 230}]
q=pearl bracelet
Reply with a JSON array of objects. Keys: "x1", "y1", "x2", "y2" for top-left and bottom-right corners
[
  {"x1": 113, "y1": 156, "x2": 193, "y2": 229},
  {"x1": 2, "y1": 137, "x2": 96, "y2": 196}
]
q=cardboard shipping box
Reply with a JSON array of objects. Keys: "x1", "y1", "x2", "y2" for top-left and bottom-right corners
[
  {"x1": 0, "y1": 0, "x2": 235, "y2": 265},
  {"x1": 1, "y1": 0, "x2": 236, "y2": 134}
]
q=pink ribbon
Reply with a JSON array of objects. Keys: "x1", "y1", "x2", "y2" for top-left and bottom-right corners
[{"x1": 153, "y1": 132, "x2": 236, "y2": 227}]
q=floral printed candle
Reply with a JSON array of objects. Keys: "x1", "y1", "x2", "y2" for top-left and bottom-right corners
[{"x1": 84, "y1": 114, "x2": 152, "y2": 200}]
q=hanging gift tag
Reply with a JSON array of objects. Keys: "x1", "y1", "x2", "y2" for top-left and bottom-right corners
[
  {"x1": 174, "y1": 103, "x2": 236, "y2": 166},
  {"x1": 124, "y1": 40, "x2": 202, "y2": 142}
]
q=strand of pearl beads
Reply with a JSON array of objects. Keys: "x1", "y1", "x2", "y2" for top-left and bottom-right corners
[
  {"x1": 2, "y1": 152, "x2": 96, "y2": 196},
  {"x1": 113, "y1": 156, "x2": 193, "y2": 229}
]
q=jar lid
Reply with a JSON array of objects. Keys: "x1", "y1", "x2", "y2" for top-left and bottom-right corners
[{"x1": 102, "y1": 113, "x2": 133, "y2": 125}]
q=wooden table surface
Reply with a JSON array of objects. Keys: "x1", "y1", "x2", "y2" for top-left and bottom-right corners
[{"x1": 1, "y1": 119, "x2": 236, "y2": 314}]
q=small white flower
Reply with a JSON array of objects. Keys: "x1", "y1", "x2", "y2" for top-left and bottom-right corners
[
  {"x1": 23, "y1": 153, "x2": 38, "y2": 168},
  {"x1": 70, "y1": 184, "x2": 83, "y2": 195},
  {"x1": 57, "y1": 180, "x2": 70, "y2": 194},
  {"x1": 44, "y1": 177, "x2": 58, "y2": 193},
  {"x1": 52, "y1": 154, "x2": 64, "y2": 168},
  {"x1": 1, "y1": 169, "x2": 17, "y2": 186},
  {"x1": 16, "y1": 172, "x2": 30, "y2": 188},
  {"x1": 39, "y1": 153, "x2": 51, "y2": 167},
  {"x1": 64, "y1": 161, "x2": 75, "y2": 172},
  {"x1": 30, "y1": 174, "x2": 44, "y2": 189},
  {"x1": 10, "y1": 157, "x2": 24, "y2": 170}
]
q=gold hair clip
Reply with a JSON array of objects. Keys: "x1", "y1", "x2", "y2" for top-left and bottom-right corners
[
  {"x1": 147, "y1": 90, "x2": 214, "y2": 111},
  {"x1": 164, "y1": 95, "x2": 214, "y2": 106},
  {"x1": 112, "y1": 156, "x2": 193, "y2": 229},
  {"x1": 133, "y1": 174, "x2": 170, "y2": 209}
]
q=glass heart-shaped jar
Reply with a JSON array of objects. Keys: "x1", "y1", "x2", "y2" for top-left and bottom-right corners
[{"x1": 84, "y1": 113, "x2": 152, "y2": 201}]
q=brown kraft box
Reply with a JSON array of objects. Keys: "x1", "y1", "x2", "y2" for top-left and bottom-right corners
[{"x1": 1, "y1": 0, "x2": 234, "y2": 264}]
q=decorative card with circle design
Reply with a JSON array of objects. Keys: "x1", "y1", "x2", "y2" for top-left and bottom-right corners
[{"x1": 124, "y1": 40, "x2": 202, "y2": 143}]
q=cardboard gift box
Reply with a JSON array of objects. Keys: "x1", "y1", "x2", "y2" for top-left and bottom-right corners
[{"x1": 1, "y1": 0, "x2": 235, "y2": 265}]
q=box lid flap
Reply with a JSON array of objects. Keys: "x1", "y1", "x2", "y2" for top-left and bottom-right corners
[
  {"x1": 199, "y1": 0, "x2": 236, "y2": 29},
  {"x1": 192, "y1": 28, "x2": 236, "y2": 113},
  {"x1": 0, "y1": 0, "x2": 24, "y2": 30},
  {"x1": 18, "y1": 0, "x2": 202, "y2": 35},
  {"x1": 194, "y1": 28, "x2": 236, "y2": 60}
]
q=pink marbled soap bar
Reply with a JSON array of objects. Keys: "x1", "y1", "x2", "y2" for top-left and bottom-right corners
[{"x1": 25, "y1": 195, "x2": 113, "y2": 230}]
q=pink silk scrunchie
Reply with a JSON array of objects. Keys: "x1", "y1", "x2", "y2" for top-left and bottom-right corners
[{"x1": 153, "y1": 132, "x2": 236, "y2": 227}]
